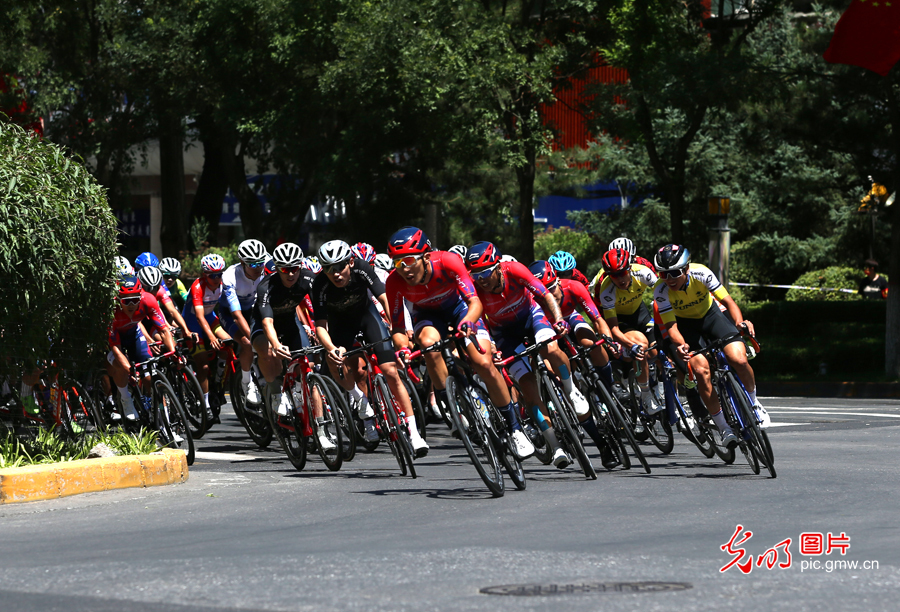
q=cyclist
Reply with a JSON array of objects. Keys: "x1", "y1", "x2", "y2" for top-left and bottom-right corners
[
  {"x1": 251, "y1": 243, "x2": 334, "y2": 451},
  {"x1": 448, "y1": 244, "x2": 468, "y2": 259},
  {"x1": 136, "y1": 266, "x2": 194, "y2": 343},
  {"x1": 219, "y1": 239, "x2": 269, "y2": 405},
  {"x1": 134, "y1": 252, "x2": 159, "y2": 271},
  {"x1": 595, "y1": 247, "x2": 664, "y2": 417},
  {"x1": 182, "y1": 253, "x2": 233, "y2": 416},
  {"x1": 374, "y1": 253, "x2": 392, "y2": 272},
  {"x1": 465, "y1": 242, "x2": 592, "y2": 468},
  {"x1": 653, "y1": 244, "x2": 768, "y2": 450},
  {"x1": 384, "y1": 227, "x2": 533, "y2": 458},
  {"x1": 115, "y1": 256, "x2": 134, "y2": 279},
  {"x1": 107, "y1": 275, "x2": 174, "y2": 421},
  {"x1": 548, "y1": 250, "x2": 590, "y2": 287},
  {"x1": 159, "y1": 258, "x2": 188, "y2": 311},
  {"x1": 350, "y1": 242, "x2": 377, "y2": 264},
  {"x1": 313, "y1": 240, "x2": 428, "y2": 456}
]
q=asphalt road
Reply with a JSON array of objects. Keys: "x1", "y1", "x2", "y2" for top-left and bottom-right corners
[{"x1": 1, "y1": 396, "x2": 898, "y2": 612}]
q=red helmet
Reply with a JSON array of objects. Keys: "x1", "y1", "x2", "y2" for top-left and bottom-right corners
[
  {"x1": 387, "y1": 226, "x2": 431, "y2": 257},
  {"x1": 528, "y1": 260, "x2": 558, "y2": 288},
  {"x1": 601, "y1": 248, "x2": 631, "y2": 275},
  {"x1": 464, "y1": 241, "x2": 501, "y2": 270},
  {"x1": 118, "y1": 275, "x2": 143, "y2": 298}
]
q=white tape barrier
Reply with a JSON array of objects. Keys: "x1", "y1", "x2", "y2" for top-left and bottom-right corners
[{"x1": 730, "y1": 282, "x2": 858, "y2": 294}]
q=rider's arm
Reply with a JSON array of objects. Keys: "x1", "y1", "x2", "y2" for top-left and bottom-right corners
[
  {"x1": 163, "y1": 300, "x2": 193, "y2": 338},
  {"x1": 314, "y1": 318, "x2": 338, "y2": 353},
  {"x1": 262, "y1": 317, "x2": 289, "y2": 358},
  {"x1": 720, "y1": 295, "x2": 753, "y2": 336},
  {"x1": 191, "y1": 281, "x2": 219, "y2": 348}
]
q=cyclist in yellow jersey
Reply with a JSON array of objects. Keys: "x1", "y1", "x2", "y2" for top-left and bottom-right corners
[
  {"x1": 595, "y1": 248, "x2": 663, "y2": 415},
  {"x1": 652, "y1": 244, "x2": 769, "y2": 449}
]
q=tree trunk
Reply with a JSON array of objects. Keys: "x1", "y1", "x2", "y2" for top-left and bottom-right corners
[
  {"x1": 516, "y1": 161, "x2": 536, "y2": 262},
  {"x1": 158, "y1": 114, "x2": 188, "y2": 255},
  {"x1": 220, "y1": 140, "x2": 263, "y2": 239},
  {"x1": 885, "y1": 85, "x2": 900, "y2": 378},
  {"x1": 191, "y1": 116, "x2": 229, "y2": 242}
]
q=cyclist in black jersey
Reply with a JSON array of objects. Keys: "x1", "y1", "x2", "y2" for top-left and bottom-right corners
[{"x1": 313, "y1": 240, "x2": 428, "y2": 457}]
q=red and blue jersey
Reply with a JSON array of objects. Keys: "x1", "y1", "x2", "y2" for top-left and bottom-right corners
[
  {"x1": 109, "y1": 292, "x2": 168, "y2": 347},
  {"x1": 385, "y1": 251, "x2": 477, "y2": 329},
  {"x1": 474, "y1": 261, "x2": 549, "y2": 328},
  {"x1": 558, "y1": 278, "x2": 600, "y2": 321},
  {"x1": 183, "y1": 277, "x2": 222, "y2": 319}
]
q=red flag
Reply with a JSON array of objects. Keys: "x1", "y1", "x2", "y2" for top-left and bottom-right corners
[{"x1": 823, "y1": 1, "x2": 900, "y2": 76}]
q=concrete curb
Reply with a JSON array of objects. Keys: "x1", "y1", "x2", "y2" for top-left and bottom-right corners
[
  {"x1": 758, "y1": 381, "x2": 900, "y2": 399},
  {"x1": 0, "y1": 448, "x2": 188, "y2": 504}
]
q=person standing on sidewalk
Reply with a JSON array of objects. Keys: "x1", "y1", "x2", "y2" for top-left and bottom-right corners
[{"x1": 859, "y1": 259, "x2": 888, "y2": 300}]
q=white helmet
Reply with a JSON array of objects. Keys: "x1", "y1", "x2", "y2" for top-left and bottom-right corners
[
  {"x1": 272, "y1": 242, "x2": 304, "y2": 267},
  {"x1": 158, "y1": 257, "x2": 181, "y2": 277},
  {"x1": 318, "y1": 240, "x2": 353, "y2": 266},
  {"x1": 200, "y1": 253, "x2": 226, "y2": 273},
  {"x1": 500, "y1": 254, "x2": 518, "y2": 263},
  {"x1": 374, "y1": 253, "x2": 392, "y2": 271},
  {"x1": 114, "y1": 256, "x2": 133, "y2": 277},
  {"x1": 137, "y1": 266, "x2": 163, "y2": 291},
  {"x1": 609, "y1": 237, "x2": 635, "y2": 263},
  {"x1": 238, "y1": 239, "x2": 268, "y2": 264},
  {"x1": 448, "y1": 244, "x2": 468, "y2": 259}
]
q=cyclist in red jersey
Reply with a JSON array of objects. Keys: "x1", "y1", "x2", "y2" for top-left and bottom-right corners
[
  {"x1": 548, "y1": 250, "x2": 589, "y2": 287},
  {"x1": 466, "y1": 242, "x2": 593, "y2": 468},
  {"x1": 107, "y1": 276, "x2": 174, "y2": 421},
  {"x1": 136, "y1": 266, "x2": 195, "y2": 344},
  {"x1": 384, "y1": 227, "x2": 521, "y2": 446}
]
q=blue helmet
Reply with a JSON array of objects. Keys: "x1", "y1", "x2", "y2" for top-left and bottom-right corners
[
  {"x1": 548, "y1": 250, "x2": 576, "y2": 272},
  {"x1": 134, "y1": 252, "x2": 159, "y2": 270},
  {"x1": 465, "y1": 241, "x2": 502, "y2": 270}
]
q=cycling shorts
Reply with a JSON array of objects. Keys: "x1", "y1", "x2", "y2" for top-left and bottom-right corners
[
  {"x1": 617, "y1": 303, "x2": 657, "y2": 346},
  {"x1": 492, "y1": 304, "x2": 555, "y2": 383},
  {"x1": 564, "y1": 312, "x2": 593, "y2": 336},
  {"x1": 108, "y1": 327, "x2": 151, "y2": 365},
  {"x1": 676, "y1": 304, "x2": 741, "y2": 352},
  {"x1": 250, "y1": 315, "x2": 310, "y2": 353},
  {"x1": 412, "y1": 300, "x2": 489, "y2": 345},
  {"x1": 183, "y1": 307, "x2": 221, "y2": 337},
  {"x1": 327, "y1": 302, "x2": 395, "y2": 365},
  {"x1": 221, "y1": 308, "x2": 252, "y2": 338}
]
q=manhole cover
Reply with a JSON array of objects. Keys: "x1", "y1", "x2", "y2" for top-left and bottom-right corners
[{"x1": 480, "y1": 581, "x2": 692, "y2": 596}]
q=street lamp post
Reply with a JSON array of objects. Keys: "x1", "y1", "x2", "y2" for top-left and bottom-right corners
[{"x1": 708, "y1": 196, "x2": 731, "y2": 287}]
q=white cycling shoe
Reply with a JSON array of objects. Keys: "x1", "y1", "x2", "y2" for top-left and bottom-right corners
[
  {"x1": 121, "y1": 398, "x2": 139, "y2": 422},
  {"x1": 412, "y1": 436, "x2": 429, "y2": 458},
  {"x1": 318, "y1": 432, "x2": 336, "y2": 453},
  {"x1": 720, "y1": 429, "x2": 738, "y2": 450},
  {"x1": 641, "y1": 391, "x2": 664, "y2": 415},
  {"x1": 568, "y1": 387, "x2": 590, "y2": 417},
  {"x1": 245, "y1": 381, "x2": 261, "y2": 405},
  {"x1": 754, "y1": 402, "x2": 771, "y2": 430},
  {"x1": 551, "y1": 447, "x2": 571, "y2": 469},
  {"x1": 511, "y1": 429, "x2": 536, "y2": 460},
  {"x1": 273, "y1": 392, "x2": 291, "y2": 417}
]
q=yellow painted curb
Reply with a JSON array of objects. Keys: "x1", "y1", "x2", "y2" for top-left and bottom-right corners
[{"x1": 0, "y1": 448, "x2": 189, "y2": 504}]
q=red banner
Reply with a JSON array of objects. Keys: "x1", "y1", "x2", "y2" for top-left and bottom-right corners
[{"x1": 823, "y1": 1, "x2": 900, "y2": 76}]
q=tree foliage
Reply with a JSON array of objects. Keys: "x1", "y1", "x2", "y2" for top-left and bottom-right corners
[{"x1": 0, "y1": 121, "x2": 118, "y2": 376}]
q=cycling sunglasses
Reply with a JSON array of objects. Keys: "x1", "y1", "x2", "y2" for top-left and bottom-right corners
[
  {"x1": 278, "y1": 265, "x2": 300, "y2": 274},
  {"x1": 244, "y1": 260, "x2": 266, "y2": 269},
  {"x1": 120, "y1": 296, "x2": 141, "y2": 306},
  {"x1": 470, "y1": 264, "x2": 499, "y2": 281},
  {"x1": 206, "y1": 272, "x2": 224, "y2": 280},
  {"x1": 659, "y1": 267, "x2": 687, "y2": 279},
  {"x1": 325, "y1": 260, "x2": 351, "y2": 275},
  {"x1": 162, "y1": 274, "x2": 179, "y2": 280},
  {"x1": 393, "y1": 255, "x2": 423, "y2": 270},
  {"x1": 610, "y1": 269, "x2": 631, "y2": 279}
]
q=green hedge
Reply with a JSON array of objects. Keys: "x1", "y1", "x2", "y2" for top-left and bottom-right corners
[
  {"x1": 0, "y1": 121, "x2": 118, "y2": 376},
  {"x1": 743, "y1": 300, "x2": 888, "y2": 381},
  {"x1": 785, "y1": 266, "x2": 866, "y2": 301}
]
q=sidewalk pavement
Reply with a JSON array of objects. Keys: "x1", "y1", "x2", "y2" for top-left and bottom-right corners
[{"x1": 757, "y1": 381, "x2": 900, "y2": 399}]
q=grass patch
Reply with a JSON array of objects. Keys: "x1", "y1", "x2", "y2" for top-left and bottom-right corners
[{"x1": 0, "y1": 427, "x2": 159, "y2": 469}]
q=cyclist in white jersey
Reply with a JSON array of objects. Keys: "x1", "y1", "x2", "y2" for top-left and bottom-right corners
[{"x1": 219, "y1": 239, "x2": 269, "y2": 403}]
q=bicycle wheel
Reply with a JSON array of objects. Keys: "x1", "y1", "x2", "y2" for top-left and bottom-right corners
[
  {"x1": 446, "y1": 376, "x2": 504, "y2": 496},
  {"x1": 704, "y1": 417, "x2": 736, "y2": 464},
  {"x1": 61, "y1": 380, "x2": 102, "y2": 438},
  {"x1": 585, "y1": 378, "x2": 630, "y2": 470},
  {"x1": 720, "y1": 381, "x2": 759, "y2": 475},
  {"x1": 539, "y1": 372, "x2": 596, "y2": 480},
  {"x1": 153, "y1": 375, "x2": 195, "y2": 466},
  {"x1": 645, "y1": 410, "x2": 674, "y2": 454},
  {"x1": 727, "y1": 372, "x2": 775, "y2": 478},
  {"x1": 606, "y1": 394, "x2": 651, "y2": 474},
  {"x1": 402, "y1": 373, "x2": 427, "y2": 440},
  {"x1": 267, "y1": 384, "x2": 307, "y2": 471},
  {"x1": 371, "y1": 375, "x2": 408, "y2": 476},
  {"x1": 308, "y1": 374, "x2": 344, "y2": 472},
  {"x1": 320, "y1": 375, "x2": 357, "y2": 462},
  {"x1": 672, "y1": 384, "x2": 715, "y2": 458},
  {"x1": 175, "y1": 367, "x2": 207, "y2": 439}
]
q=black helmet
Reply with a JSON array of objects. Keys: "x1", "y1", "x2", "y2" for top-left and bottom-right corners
[{"x1": 655, "y1": 244, "x2": 691, "y2": 272}]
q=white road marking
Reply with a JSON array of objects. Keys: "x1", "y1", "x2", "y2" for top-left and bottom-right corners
[
  {"x1": 194, "y1": 451, "x2": 263, "y2": 462},
  {"x1": 766, "y1": 422, "x2": 810, "y2": 428},
  {"x1": 767, "y1": 410, "x2": 900, "y2": 419}
]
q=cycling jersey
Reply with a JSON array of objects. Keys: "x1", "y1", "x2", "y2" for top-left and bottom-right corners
[
  {"x1": 570, "y1": 268, "x2": 590, "y2": 287},
  {"x1": 109, "y1": 292, "x2": 168, "y2": 348},
  {"x1": 312, "y1": 260, "x2": 384, "y2": 319},
  {"x1": 474, "y1": 261, "x2": 550, "y2": 327},
  {"x1": 596, "y1": 263, "x2": 658, "y2": 319},
  {"x1": 253, "y1": 269, "x2": 317, "y2": 322},
  {"x1": 184, "y1": 277, "x2": 222, "y2": 319},
  {"x1": 153, "y1": 283, "x2": 172, "y2": 307},
  {"x1": 385, "y1": 251, "x2": 477, "y2": 330},
  {"x1": 558, "y1": 278, "x2": 601, "y2": 320},
  {"x1": 654, "y1": 263, "x2": 730, "y2": 324},
  {"x1": 221, "y1": 263, "x2": 265, "y2": 313},
  {"x1": 589, "y1": 255, "x2": 656, "y2": 295}
]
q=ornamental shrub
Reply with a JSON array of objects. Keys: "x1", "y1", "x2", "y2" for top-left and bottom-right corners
[
  {"x1": 0, "y1": 120, "x2": 118, "y2": 376},
  {"x1": 534, "y1": 227, "x2": 603, "y2": 277},
  {"x1": 785, "y1": 266, "x2": 868, "y2": 301}
]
